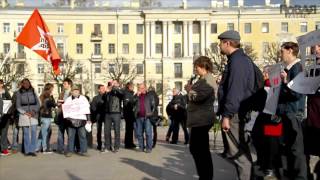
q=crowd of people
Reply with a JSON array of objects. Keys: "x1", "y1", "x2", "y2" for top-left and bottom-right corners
[
  {"x1": 0, "y1": 30, "x2": 319, "y2": 180},
  {"x1": 0, "y1": 77, "x2": 169, "y2": 158}
]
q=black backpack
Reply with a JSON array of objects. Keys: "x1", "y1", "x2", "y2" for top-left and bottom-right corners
[{"x1": 241, "y1": 59, "x2": 265, "y2": 113}]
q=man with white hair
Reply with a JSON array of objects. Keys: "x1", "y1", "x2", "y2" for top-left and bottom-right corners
[{"x1": 166, "y1": 88, "x2": 189, "y2": 144}]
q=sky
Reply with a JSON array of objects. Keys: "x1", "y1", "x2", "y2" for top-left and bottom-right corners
[{"x1": 6, "y1": 0, "x2": 320, "y2": 7}]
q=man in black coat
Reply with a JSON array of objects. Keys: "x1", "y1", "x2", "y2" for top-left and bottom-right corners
[
  {"x1": 166, "y1": 88, "x2": 189, "y2": 144},
  {"x1": 123, "y1": 82, "x2": 136, "y2": 149},
  {"x1": 217, "y1": 30, "x2": 255, "y2": 180},
  {"x1": 147, "y1": 86, "x2": 159, "y2": 148},
  {"x1": 91, "y1": 84, "x2": 106, "y2": 150}
]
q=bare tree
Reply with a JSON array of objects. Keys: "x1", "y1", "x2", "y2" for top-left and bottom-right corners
[
  {"x1": 243, "y1": 44, "x2": 258, "y2": 62},
  {"x1": 206, "y1": 44, "x2": 227, "y2": 76},
  {"x1": 263, "y1": 42, "x2": 281, "y2": 65},
  {"x1": 0, "y1": 54, "x2": 28, "y2": 90},
  {"x1": 44, "y1": 55, "x2": 81, "y2": 94},
  {"x1": 103, "y1": 57, "x2": 137, "y2": 85}
]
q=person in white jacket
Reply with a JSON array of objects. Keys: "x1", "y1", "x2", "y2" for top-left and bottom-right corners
[{"x1": 63, "y1": 85, "x2": 91, "y2": 157}]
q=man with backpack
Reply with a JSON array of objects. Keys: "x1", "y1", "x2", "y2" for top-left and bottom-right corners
[{"x1": 217, "y1": 30, "x2": 259, "y2": 180}]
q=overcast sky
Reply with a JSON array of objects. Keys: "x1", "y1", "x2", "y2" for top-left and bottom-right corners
[{"x1": 7, "y1": 0, "x2": 320, "y2": 7}]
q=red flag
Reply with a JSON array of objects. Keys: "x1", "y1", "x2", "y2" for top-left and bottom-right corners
[{"x1": 16, "y1": 8, "x2": 61, "y2": 75}]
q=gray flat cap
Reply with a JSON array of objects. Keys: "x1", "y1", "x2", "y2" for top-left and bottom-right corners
[{"x1": 218, "y1": 30, "x2": 241, "y2": 41}]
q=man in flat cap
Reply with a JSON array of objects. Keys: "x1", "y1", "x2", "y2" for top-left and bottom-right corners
[{"x1": 217, "y1": 30, "x2": 256, "y2": 180}]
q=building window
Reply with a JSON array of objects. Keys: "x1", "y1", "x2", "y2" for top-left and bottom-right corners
[
  {"x1": 3, "y1": 43, "x2": 10, "y2": 54},
  {"x1": 262, "y1": 23, "x2": 269, "y2": 33},
  {"x1": 262, "y1": 42, "x2": 269, "y2": 54},
  {"x1": 174, "y1": 81, "x2": 182, "y2": 91},
  {"x1": 174, "y1": 22, "x2": 182, "y2": 34},
  {"x1": 3, "y1": 23, "x2": 9, "y2": 33},
  {"x1": 123, "y1": 24, "x2": 129, "y2": 34},
  {"x1": 38, "y1": 64, "x2": 44, "y2": 74},
  {"x1": 123, "y1": 64, "x2": 129, "y2": 74},
  {"x1": 136, "y1": 43, "x2": 143, "y2": 54},
  {"x1": 57, "y1": 23, "x2": 64, "y2": 34},
  {"x1": 16, "y1": 63, "x2": 24, "y2": 75},
  {"x1": 155, "y1": 22, "x2": 162, "y2": 34},
  {"x1": 17, "y1": 23, "x2": 24, "y2": 33},
  {"x1": 300, "y1": 22, "x2": 308, "y2": 33},
  {"x1": 137, "y1": 24, "x2": 144, "y2": 34},
  {"x1": 227, "y1": 23, "x2": 234, "y2": 31},
  {"x1": 76, "y1": 43, "x2": 83, "y2": 54},
  {"x1": 193, "y1": 43, "x2": 200, "y2": 55},
  {"x1": 108, "y1": 24, "x2": 115, "y2": 34},
  {"x1": 136, "y1": 64, "x2": 144, "y2": 74},
  {"x1": 37, "y1": 84, "x2": 44, "y2": 95},
  {"x1": 94, "y1": 24, "x2": 101, "y2": 34},
  {"x1": 316, "y1": 21, "x2": 320, "y2": 30},
  {"x1": 193, "y1": 22, "x2": 200, "y2": 34},
  {"x1": 94, "y1": 43, "x2": 101, "y2": 55},
  {"x1": 109, "y1": 64, "x2": 115, "y2": 74},
  {"x1": 108, "y1": 44, "x2": 115, "y2": 54},
  {"x1": 156, "y1": 43, "x2": 162, "y2": 54},
  {"x1": 244, "y1": 23, "x2": 251, "y2": 34},
  {"x1": 76, "y1": 63, "x2": 82, "y2": 74},
  {"x1": 156, "y1": 63, "x2": 162, "y2": 74},
  {"x1": 281, "y1": 22, "x2": 288, "y2": 33},
  {"x1": 95, "y1": 63, "x2": 101, "y2": 73},
  {"x1": 17, "y1": 44, "x2": 24, "y2": 54},
  {"x1": 174, "y1": 43, "x2": 182, "y2": 58},
  {"x1": 57, "y1": 43, "x2": 64, "y2": 57},
  {"x1": 174, "y1": 63, "x2": 182, "y2": 78},
  {"x1": 76, "y1": 24, "x2": 83, "y2": 34},
  {"x1": 211, "y1": 23, "x2": 217, "y2": 34},
  {"x1": 123, "y1": 43, "x2": 129, "y2": 54}
]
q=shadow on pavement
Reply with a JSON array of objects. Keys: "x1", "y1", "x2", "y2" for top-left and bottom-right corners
[
  {"x1": 121, "y1": 143, "x2": 236, "y2": 180},
  {"x1": 65, "y1": 170, "x2": 84, "y2": 180}
]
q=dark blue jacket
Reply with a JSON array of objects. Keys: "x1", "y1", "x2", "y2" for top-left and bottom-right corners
[
  {"x1": 277, "y1": 61, "x2": 305, "y2": 116},
  {"x1": 217, "y1": 48, "x2": 255, "y2": 118}
]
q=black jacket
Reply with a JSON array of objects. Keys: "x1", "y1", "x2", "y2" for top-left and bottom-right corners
[
  {"x1": 40, "y1": 96, "x2": 56, "y2": 118},
  {"x1": 103, "y1": 87, "x2": 123, "y2": 114},
  {"x1": 123, "y1": 88, "x2": 135, "y2": 119},
  {"x1": 166, "y1": 94, "x2": 187, "y2": 121},
  {"x1": 133, "y1": 93, "x2": 157, "y2": 119},
  {"x1": 91, "y1": 93, "x2": 105, "y2": 122},
  {"x1": 277, "y1": 61, "x2": 305, "y2": 116},
  {"x1": 147, "y1": 90, "x2": 159, "y2": 120},
  {"x1": 217, "y1": 48, "x2": 255, "y2": 118},
  {"x1": 187, "y1": 74, "x2": 216, "y2": 128}
]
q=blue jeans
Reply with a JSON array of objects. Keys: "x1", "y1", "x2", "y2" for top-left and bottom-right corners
[
  {"x1": 136, "y1": 117, "x2": 152, "y2": 151},
  {"x1": 57, "y1": 122, "x2": 67, "y2": 152},
  {"x1": 37, "y1": 118, "x2": 52, "y2": 151},
  {"x1": 12, "y1": 124, "x2": 19, "y2": 150},
  {"x1": 23, "y1": 125, "x2": 37, "y2": 154},
  {"x1": 68, "y1": 126, "x2": 87, "y2": 153}
]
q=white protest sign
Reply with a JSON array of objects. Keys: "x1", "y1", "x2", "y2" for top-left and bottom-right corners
[
  {"x1": 62, "y1": 98, "x2": 90, "y2": 119},
  {"x1": 287, "y1": 65, "x2": 320, "y2": 94},
  {"x1": 289, "y1": 30, "x2": 320, "y2": 94},
  {"x1": 297, "y1": 30, "x2": 320, "y2": 49},
  {"x1": 263, "y1": 64, "x2": 282, "y2": 115},
  {"x1": 263, "y1": 86, "x2": 281, "y2": 115},
  {"x1": 268, "y1": 64, "x2": 282, "y2": 88},
  {"x1": 3, "y1": 100, "x2": 12, "y2": 114}
]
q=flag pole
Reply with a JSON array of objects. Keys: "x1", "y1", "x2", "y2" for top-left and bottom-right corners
[{"x1": 0, "y1": 49, "x2": 12, "y2": 71}]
